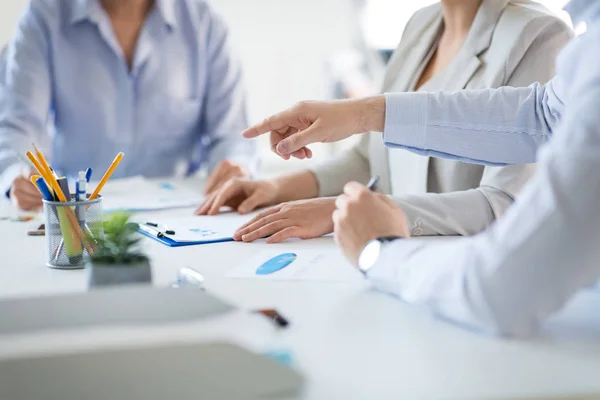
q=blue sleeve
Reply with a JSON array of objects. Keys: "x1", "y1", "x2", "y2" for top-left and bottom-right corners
[
  {"x1": 0, "y1": 2, "x2": 53, "y2": 195},
  {"x1": 382, "y1": 77, "x2": 565, "y2": 166},
  {"x1": 196, "y1": 8, "x2": 256, "y2": 175}
]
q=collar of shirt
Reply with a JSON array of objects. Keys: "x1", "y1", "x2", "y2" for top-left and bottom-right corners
[
  {"x1": 67, "y1": 0, "x2": 177, "y2": 30},
  {"x1": 565, "y1": 0, "x2": 600, "y2": 24}
]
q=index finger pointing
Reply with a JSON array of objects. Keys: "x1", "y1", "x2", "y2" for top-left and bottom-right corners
[
  {"x1": 243, "y1": 104, "x2": 309, "y2": 139},
  {"x1": 242, "y1": 112, "x2": 288, "y2": 139}
]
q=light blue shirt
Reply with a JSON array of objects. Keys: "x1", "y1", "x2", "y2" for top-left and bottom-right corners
[
  {"x1": 0, "y1": 0, "x2": 254, "y2": 194},
  {"x1": 370, "y1": 0, "x2": 600, "y2": 337}
]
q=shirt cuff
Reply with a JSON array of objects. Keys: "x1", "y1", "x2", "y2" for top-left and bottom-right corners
[
  {"x1": 390, "y1": 196, "x2": 427, "y2": 237},
  {"x1": 383, "y1": 92, "x2": 429, "y2": 151},
  {"x1": 366, "y1": 238, "x2": 430, "y2": 298},
  {"x1": 0, "y1": 162, "x2": 27, "y2": 200}
]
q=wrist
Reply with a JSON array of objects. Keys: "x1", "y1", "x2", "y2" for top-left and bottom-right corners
[
  {"x1": 357, "y1": 96, "x2": 385, "y2": 133},
  {"x1": 272, "y1": 171, "x2": 319, "y2": 203},
  {"x1": 266, "y1": 178, "x2": 287, "y2": 205},
  {"x1": 358, "y1": 236, "x2": 402, "y2": 274}
]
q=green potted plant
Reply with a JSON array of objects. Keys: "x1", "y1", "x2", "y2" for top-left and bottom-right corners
[{"x1": 87, "y1": 212, "x2": 152, "y2": 288}]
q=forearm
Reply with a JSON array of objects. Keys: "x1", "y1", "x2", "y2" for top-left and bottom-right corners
[
  {"x1": 0, "y1": 161, "x2": 27, "y2": 198},
  {"x1": 369, "y1": 176, "x2": 600, "y2": 338},
  {"x1": 392, "y1": 188, "x2": 500, "y2": 237},
  {"x1": 393, "y1": 162, "x2": 534, "y2": 237},
  {"x1": 380, "y1": 80, "x2": 562, "y2": 165},
  {"x1": 201, "y1": 8, "x2": 252, "y2": 174},
  {"x1": 0, "y1": 120, "x2": 45, "y2": 197},
  {"x1": 271, "y1": 170, "x2": 319, "y2": 203},
  {"x1": 367, "y1": 96, "x2": 600, "y2": 337},
  {"x1": 0, "y1": 3, "x2": 52, "y2": 194}
]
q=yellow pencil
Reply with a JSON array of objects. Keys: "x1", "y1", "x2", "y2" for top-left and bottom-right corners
[
  {"x1": 89, "y1": 152, "x2": 124, "y2": 200},
  {"x1": 29, "y1": 175, "x2": 41, "y2": 190},
  {"x1": 26, "y1": 152, "x2": 52, "y2": 185},
  {"x1": 29, "y1": 146, "x2": 95, "y2": 254},
  {"x1": 33, "y1": 147, "x2": 67, "y2": 202}
]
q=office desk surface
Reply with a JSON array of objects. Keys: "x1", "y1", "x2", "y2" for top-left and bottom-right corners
[{"x1": 1, "y1": 180, "x2": 600, "y2": 400}]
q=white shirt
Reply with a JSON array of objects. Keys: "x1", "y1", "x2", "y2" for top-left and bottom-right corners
[{"x1": 369, "y1": 0, "x2": 600, "y2": 337}]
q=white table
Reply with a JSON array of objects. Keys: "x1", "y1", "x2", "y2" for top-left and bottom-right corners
[{"x1": 1, "y1": 180, "x2": 600, "y2": 399}]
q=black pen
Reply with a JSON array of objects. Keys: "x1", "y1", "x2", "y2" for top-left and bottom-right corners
[{"x1": 254, "y1": 309, "x2": 290, "y2": 329}]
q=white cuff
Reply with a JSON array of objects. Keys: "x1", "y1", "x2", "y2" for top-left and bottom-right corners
[
  {"x1": 0, "y1": 162, "x2": 28, "y2": 199},
  {"x1": 366, "y1": 238, "x2": 429, "y2": 298}
]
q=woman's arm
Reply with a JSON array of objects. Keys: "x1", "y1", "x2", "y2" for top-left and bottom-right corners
[
  {"x1": 198, "y1": 6, "x2": 255, "y2": 175},
  {"x1": 0, "y1": 3, "x2": 52, "y2": 196}
]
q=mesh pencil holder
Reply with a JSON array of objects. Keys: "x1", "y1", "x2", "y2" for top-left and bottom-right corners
[{"x1": 43, "y1": 196, "x2": 103, "y2": 270}]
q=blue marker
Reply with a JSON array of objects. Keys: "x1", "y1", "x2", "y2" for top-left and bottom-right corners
[
  {"x1": 256, "y1": 253, "x2": 297, "y2": 275},
  {"x1": 35, "y1": 177, "x2": 55, "y2": 201},
  {"x1": 85, "y1": 168, "x2": 93, "y2": 183}
]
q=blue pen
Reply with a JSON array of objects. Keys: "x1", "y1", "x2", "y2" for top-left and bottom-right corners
[
  {"x1": 35, "y1": 177, "x2": 54, "y2": 201},
  {"x1": 85, "y1": 168, "x2": 92, "y2": 183}
]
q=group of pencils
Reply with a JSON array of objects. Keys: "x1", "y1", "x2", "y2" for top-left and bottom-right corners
[{"x1": 25, "y1": 145, "x2": 125, "y2": 263}]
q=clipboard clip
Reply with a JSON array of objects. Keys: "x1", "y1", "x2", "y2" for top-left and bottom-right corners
[{"x1": 138, "y1": 223, "x2": 175, "y2": 239}]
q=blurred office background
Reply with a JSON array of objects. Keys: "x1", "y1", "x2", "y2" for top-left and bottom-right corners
[{"x1": 0, "y1": 0, "x2": 573, "y2": 175}]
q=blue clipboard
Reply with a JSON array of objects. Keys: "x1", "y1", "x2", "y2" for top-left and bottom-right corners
[{"x1": 136, "y1": 227, "x2": 235, "y2": 247}]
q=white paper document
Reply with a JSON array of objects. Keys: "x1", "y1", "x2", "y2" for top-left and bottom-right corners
[
  {"x1": 99, "y1": 176, "x2": 203, "y2": 212},
  {"x1": 136, "y1": 213, "x2": 254, "y2": 243},
  {"x1": 226, "y1": 248, "x2": 363, "y2": 282}
]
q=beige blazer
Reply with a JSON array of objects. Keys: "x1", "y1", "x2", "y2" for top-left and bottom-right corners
[{"x1": 310, "y1": 0, "x2": 572, "y2": 236}]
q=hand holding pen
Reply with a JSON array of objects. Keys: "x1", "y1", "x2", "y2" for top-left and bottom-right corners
[
  {"x1": 10, "y1": 170, "x2": 43, "y2": 211},
  {"x1": 333, "y1": 176, "x2": 410, "y2": 264}
]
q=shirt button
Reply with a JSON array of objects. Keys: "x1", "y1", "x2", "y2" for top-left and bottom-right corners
[{"x1": 412, "y1": 227, "x2": 424, "y2": 236}]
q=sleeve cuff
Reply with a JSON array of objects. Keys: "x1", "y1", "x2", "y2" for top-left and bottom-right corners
[
  {"x1": 389, "y1": 196, "x2": 426, "y2": 237},
  {"x1": 383, "y1": 92, "x2": 429, "y2": 150},
  {"x1": 0, "y1": 163, "x2": 27, "y2": 200},
  {"x1": 366, "y1": 238, "x2": 430, "y2": 296}
]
